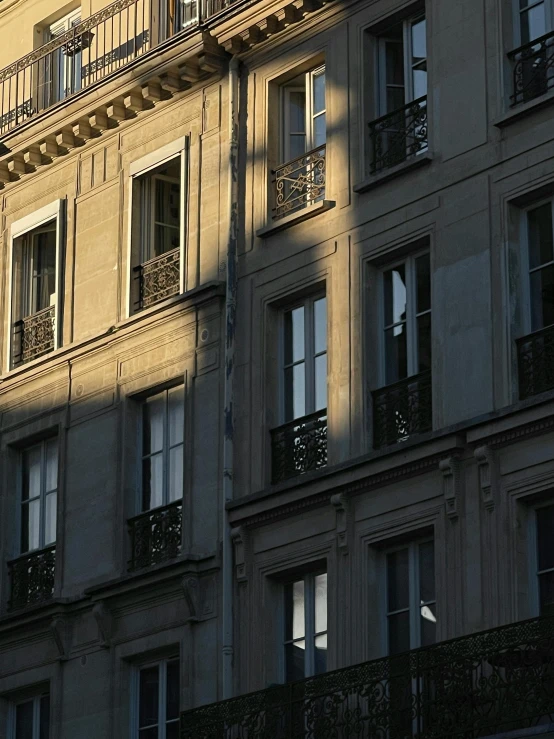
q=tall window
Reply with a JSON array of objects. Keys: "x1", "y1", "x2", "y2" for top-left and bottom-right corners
[
  {"x1": 385, "y1": 540, "x2": 436, "y2": 655},
  {"x1": 20, "y1": 439, "x2": 58, "y2": 554},
  {"x1": 525, "y1": 201, "x2": 554, "y2": 332},
  {"x1": 535, "y1": 504, "x2": 554, "y2": 615},
  {"x1": 11, "y1": 693, "x2": 50, "y2": 739},
  {"x1": 138, "y1": 159, "x2": 181, "y2": 264},
  {"x1": 283, "y1": 572, "x2": 327, "y2": 682},
  {"x1": 381, "y1": 252, "x2": 431, "y2": 386},
  {"x1": 282, "y1": 67, "x2": 326, "y2": 162},
  {"x1": 43, "y1": 9, "x2": 82, "y2": 107},
  {"x1": 282, "y1": 295, "x2": 327, "y2": 423},
  {"x1": 517, "y1": 0, "x2": 551, "y2": 45},
  {"x1": 141, "y1": 387, "x2": 184, "y2": 512},
  {"x1": 137, "y1": 659, "x2": 179, "y2": 738}
]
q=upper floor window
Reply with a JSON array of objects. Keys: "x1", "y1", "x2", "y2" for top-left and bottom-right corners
[
  {"x1": 20, "y1": 439, "x2": 58, "y2": 555},
  {"x1": 509, "y1": 0, "x2": 554, "y2": 104},
  {"x1": 534, "y1": 504, "x2": 554, "y2": 616},
  {"x1": 129, "y1": 141, "x2": 187, "y2": 313},
  {"x1": 517, "y1": 0, "x2": 550, "y2": 45},
  {"x1": 10, "y1": 692, "x2": 50, "y2": 739},
  {"x1": 283, "y1": 571, "x2": 327, "y2": 681},
  {"x1": 43, "y1": 9, "x2": 82, "y2": 107},
  {"x1": 136, "y1": 658, "x2": 179, "y2": 738}
]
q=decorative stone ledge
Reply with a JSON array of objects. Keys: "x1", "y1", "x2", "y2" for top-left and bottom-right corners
[{"x1": 256, "y1": 199, "x2": 335, "y2": 238}]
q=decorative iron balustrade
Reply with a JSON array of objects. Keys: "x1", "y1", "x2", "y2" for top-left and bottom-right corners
[
  {"x1": 509, "y1": 29, "x2": 554, "y2": 106},
  {"x1": 181, "y1": 614, "x2": 554, "y2": 739},
  {"x1": 12, "y1": 305, "x2": 56, "y2": 367},
  {"x1": 272, "y1": 145, "x2": 326, "y2": 220},
  {"x1": 0, "y1": 0, "x2": 230, "y2": 136},
  {"x1": 517, "y1": 324, "x2": 554, "y2": 399},
  {"x1": 372, "y1": 370, "x2": 432, "y2": 449},
  {"x1": 369, "y1": 96, "x2": 428, "y2": 175},
  {"x1": 135, "y1": 248, "x2": 180, "y2": 309},
  {"x1": 8, "y1": 546, "x2": 56, "y2": 611},
  {"x1": 271, "y1": 410, "x2": 327, "y2": 484},
  {"x1": 128, "y1": 500, "x2": 182, "y2": 570}
]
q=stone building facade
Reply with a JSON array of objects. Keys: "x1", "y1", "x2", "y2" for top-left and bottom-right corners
[{"x1": 1, "y1": 0, "x2": 554, "y2": 735}]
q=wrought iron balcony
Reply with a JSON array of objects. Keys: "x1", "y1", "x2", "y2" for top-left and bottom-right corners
[
  {"x1": 180, "y1": 614, "x2": 554, "y2": 739},
  {"x1": 271, "y1": 410, "x2": 327, "y2": 484},
  {"x1": 128, "y1": 500, "x2": 182, "y2": 571},
  {"x1": 272, "y1": 145, "x2": 326, "y2": 220},
  {"x1": 0, "y1": 0, "x2": 226, "y2": 136},
  {"x1": 369, "y1": 96, "x2": 428, "y2": 175},
  {"x1": 135, "y1": 248, "x2": 180, "y2": 310},
  {"x1": 372, "y1": 370, "x2": 432, "y2": 449},
  {"x1": 8, "y1": 545, "x2": 56, "y2": 611},
  {"x1": 517, "y1": 324, "x2": 554, "y2": 400},
  {"x1": 508, "y1": 30, "x2": 554, "y2": 106},
  {"x1": 12, "y1": 305, "x2": 56, "y2": 367}
]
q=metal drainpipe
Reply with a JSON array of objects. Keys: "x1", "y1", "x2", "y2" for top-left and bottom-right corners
[{"x1": 222, "y1": 55, "x2": 240, "y2": 701}]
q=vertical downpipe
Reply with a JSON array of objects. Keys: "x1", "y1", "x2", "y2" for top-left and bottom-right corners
[{"x1": 222, "y1": 55, "x2": 239, "y2": 700}]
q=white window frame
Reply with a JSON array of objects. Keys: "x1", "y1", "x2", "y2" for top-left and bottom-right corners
[
  {"x1": 8, "y1": 692, "x2": 50, "y2": 739},
  {"x1": 281, "y1": 570, "x2": 327, "y2": 682},
  {"x1": 45, "y1": 8, "x2": 82, "y2": 104},
  {"x1": 529, "y1": 502, "x2": 554, "y2": 616},
  {"x1": 19, "y1": 437, "x2": 59, "y2": 554},
  {"x1": 519, "y1": 197, "x2": 554, "y2": 336},
  {"x1": 127, "y1": 138, "x2": 188, "y2": 317},
  {"x1": 279, "y1": 292, "x2": 327, "y2": 424},
  {"x1": 6, "y1": 200, "x2": 64, "y2": 373},
  {"x1": 512, "y1": 0, "x2": 553, "y2": 47},
  {"x1": 378, "y1": 249, "x2": 431, "y2": 387},
  {"x1": 131, "y1": 657, "x2": 180, "y2": 739},
  {"x1": 381, "y1": 538, "x2": 436, "y2": 655},
  {"x1": 281, "y1": 65, "x2": 326, "y2": 163}
]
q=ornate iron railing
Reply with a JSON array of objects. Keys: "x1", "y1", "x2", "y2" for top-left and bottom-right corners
[
  {"x1": 517, "y1": 324, "x2": 554, "y2": 400},
  {"x1": 12, "y1": 305, "x2": 56, "y2": 367},
  {"x1": 372, "y1": 370, "x2": 432, "y2": 449},
  {"x1": 135, "y1": 248, "x2": 180, "y2": 309},
  {"x1": 508, "y1": 29, "x2": 554, "y2": 106},
  {"x1": 181, "y1": 614, "x2": 554, "y2": 739},
  {"x1": 8, "y1": 545, "x2": 56, "y2": 611},
  {"x1": 272, "y1": 145, "x2": 326, "y2": 220},
  {"x1": 128, "y1": 499, "x2": 182, "y2": 570},
  {"x1": 0, "y1": 0, "x2": 232, "y2": 136},
  {"x1": 369, "y1": 96, "x2": 428, "y2": 175},
  {"x1": 271, "y1": 410, "x2": 327, "y2": 484}
]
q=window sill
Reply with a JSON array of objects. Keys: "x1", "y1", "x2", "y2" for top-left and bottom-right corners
[
  {"x1": 256, "y1": 200, "x2": 335, "y2": 238},
  {"x1": 494, "y1": 89, "x2": 554, "y2": 128},
  {"x1": 353, "y1": 152, "x2": 432, "y2": 193}
]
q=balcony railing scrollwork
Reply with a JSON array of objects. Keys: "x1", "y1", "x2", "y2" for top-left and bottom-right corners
[
  {"x1": 508, "y1": 29, "x2": 554, "y2": 106},
  {"x1": 12, "y1": 305, "x2": 56, "y2": 367},
  {"x1": 135, "y1": 247, "x2": 180, "y2": 309},
  {"x1": 517, "y1": 323, "x2": 554, "y2": 399},
  {"x1": 369, "y1": 95, "x2": 428, "y2": 175},
  {"x1": 272, "y1": 145, "x2": 326, "y2": 220},
  {"x1": 180, "y1": 613, "x2": 554, "y2": 739},
  {"x1": 128, "y1": 499, "x2": 182, "y2": 571},
  {"x1": 271, "y1": 409, "x2": 327, "y2": 484},
  {"x1": 8, "y1": 545, "x2": 56, "y2": 611},
  {"x1": 372, "y1": 370, "x2": 432, "y2": 449}
]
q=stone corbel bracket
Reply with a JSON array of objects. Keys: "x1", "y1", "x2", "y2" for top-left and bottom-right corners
[
  {"x1": 92, "y1": 601, "x2": 114, "y2": 647},
  {"x1": 230, "y1": 526, "x2": 250, "y2": 583},
  {"x1": 439, "y1": 456, "x2": 462, "y2": 520},
  {"x1": 474, "y1": 445, "x2": 497, "y2": 511},
  {"x1": 182, "y1": 575, "x2": 199, "y2": 624},
  {"x1": 330, "y1": 493, "x2": 352, "y2": 554},
  {"x1": 50, "y1": 616, "x2": 71, "y2": 660}
]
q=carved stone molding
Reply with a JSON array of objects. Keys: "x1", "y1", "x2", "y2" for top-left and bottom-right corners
[
  {"x1": 330, "y1": 493, "x2": 352, "y2": 554},
  {"x1": 475, "y1": 445, "x2": 496, "y2": 511},
  {"x1": 439, "y1": 456, "x2": 461, "y2": 520},
  {"x1": 182, "y1": 575, "x2": 199, "y2": 624},
  {"x1": 92, "y1": 601, "x2": 114, "y2": 647},
  {"x1": 230, "y1": 526, "x2": 250, "y2": 583},
  {"x1": 50, "y1": 616, "x2": 70, "y2": 660}
]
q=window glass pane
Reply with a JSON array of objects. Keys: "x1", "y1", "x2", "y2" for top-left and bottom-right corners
[
  {"x1": 537, "y1": 505, "x2": 554, "y2": 570},
  {"x1": 44, "y1": 491, "x2": 57, "y2": 545},
  {"x1": 40, "y1": 695, "x2": 50, "y2": 739},
  {"x1": 139, "y1": 666, "x2": 159, "y2": 728},
  {"x1": 313, "y1": 113, "x2": 326, "y2": 148},
  {"x1": 23, "y1": 445, "x2": 42, "y2": 501},
  {"x1": 168, "y1": 386, "x2": 185, "y2": 446},
  {"x1": 284, "y1": 364, "x2": 306, "y2": 421},
  {"x1": 314, "y1": 633, "x2": 327, "y2": 674},
  {"x1": 416, "y1": 254, "x2": 431, "y2": 313},
  {"x1": 386, "y1": 87, "x2": 405, "y2": 113},
  {"x1": 315, "y1": 573, "x2": 327, "y2": 633},
  {"x1": 45, "y1": 439, "x2": 58, "y2": 493},
  {"x1": 419, "y1": 541, "x2": 435, "y2": 602},
  {"x1": 142, "y1": 453, "x2": 164, "y2": 511},
  {"x1": 32, "y1": 227, "x2": 57, "y2": 313},
  {"x1": 387, "y1": 549, "x2": 409, "y2": 612},
  {"x1": 288, "y1": 91, "x2": 306, "y2": 134},
  {"x1": 385, "y1": 40, "x2": 404, "y2": 86},
  {"x1": 139, "y1": 728, "x2": 158, "y2": 739},
  {"x1": 385, "y1": 325, "x2": 408, "y2": 384},
  {"x1": 22, "y1": 499, "x2": 41, "y2": 552},
  {"x1": 539, "y1": 571, "x2": 554, "y2": 616},
  {"x1": 384, "y1": 266, "x2": 407, "y2": 326},
  {"x1": 520, "y1": 2, "x2": 546, "y2": 44},
  {"x1": 154, "y1": 224, "x2": 180, "y2": 256},
  {"x1": 285, "y1": 640, "x2": 306, "y2": 682},
  {"x1": 314, "y1": 354, "x2": 327, "y2": 412},
  {"x1": 15, "y1": 700, "x2": 34, "y2": 739},
  {"x1": 420, "y1": 604, "x2": 437, "y2": 646},
  {"x1": 388, "y1": 611, "x2": 410, "y2": 655},
  {"x1": 166, "y1": 659, "x2": 180, "y2": 720},
  {"x1": 155, "y1": 178, "x2": 180, "y2": 229},
  {"x1": 417, "y1": 313, "x2": 432, "y2": 373},
  {"x1": 314, "y1": 298, "x2": 327, "y2": 354},
  {"x1": 528, "y1": 203, "x2": 553, "y2": 270},
  {"x1": 312, "y1": 71, "x2": 325, "y2": 115},
  {"x1": 288, "y1": 134, "x2": 307, "y2": 160},
  {"x1": 169, "y1": 446, "x2": 183, "y2": 502},
  {"x1": 530, "y1": 265, "x2": 554, "y2": 330},
  {"x1": 143, "y1": 395, "x2": 165, "y2": 455},
  {"x1": 411, "y1": 18, "x2": 426, "y2": 62},
  {"x1": 285, "y1": 580, "x2": 305, "y2": 640},
  {"x1": 166, "y1": 723, "x2": 179, "y2": 739},
  {"x1": 284, "y1": 307, "x2": 305, "y2": 364},
  {"x1": 412, "y1": 68, "x2": 427, "y2": 100}
]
